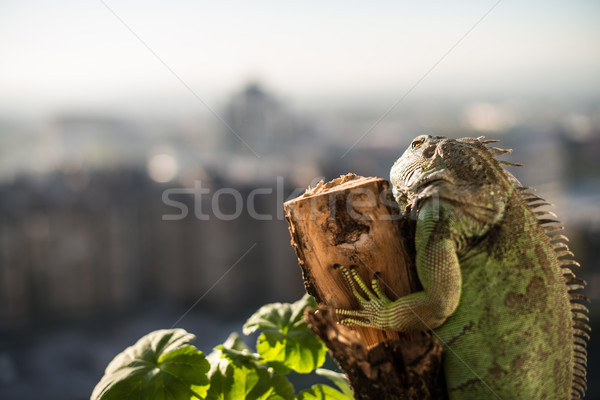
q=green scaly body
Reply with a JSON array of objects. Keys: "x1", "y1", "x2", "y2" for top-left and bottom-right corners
[{"x1": 336, "y1": 135, "x2": 589, "y2": 399}]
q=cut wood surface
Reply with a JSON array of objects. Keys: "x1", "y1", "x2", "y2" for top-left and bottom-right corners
[{"x1": 284, "y1": 173, "x2": 419, "y2": 347}]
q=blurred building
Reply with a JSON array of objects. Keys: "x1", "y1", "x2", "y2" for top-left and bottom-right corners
[{"x1": 224, "y1": 82, "x2": 317, "y2": 155}]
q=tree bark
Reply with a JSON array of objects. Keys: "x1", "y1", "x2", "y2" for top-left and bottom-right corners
[{"x1": 284, "y1": 174, "x2": 447, "y2": 400}]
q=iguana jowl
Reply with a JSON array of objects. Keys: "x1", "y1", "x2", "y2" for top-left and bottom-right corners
[{"x1": 336, "y1": 135, "x2": 589, "y2": 399}]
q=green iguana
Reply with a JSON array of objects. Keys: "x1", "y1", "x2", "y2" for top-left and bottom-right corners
[{"x1": 335, "y1": 135, "x2": 589, "y2": 399}]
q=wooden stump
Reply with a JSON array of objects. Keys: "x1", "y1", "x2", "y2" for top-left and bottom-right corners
[
  {"x1": 283, "y1": 174, "x2": 418, "y2": 346},
  {"x1": 284, "y1": 174, "x2": 447, "y2": 400}
]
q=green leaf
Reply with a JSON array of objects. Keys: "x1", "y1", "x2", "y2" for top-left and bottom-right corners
[
  {"x1": 214, "y1": 333, "x2": 261, "y2": 367},
  {"x1": 91, "y1": 329, "x2": 210, "y2": 400},
  {"x1": 207, "y1": 363, "x2": 294, "y2": 400},
  {"x1": 243, "y1": 294, "x2": 326, "y2": 374},
  {"x1": 206, "y1": 341, "x2": 294, "y2": 400},
  {"x1": 221, "y1": 332, "x2": 252, "y2": 352},
  {"x1": 314, "y1": 369, "x2": 353, "y2": 399},
  {"x1": 256, "y1": 330, "x2": 326, "y2": 374},
  {"x1": 295, "y1": 384, "x2": 352, "y2": 400},
  {"x1": 244, "y1": 294, "x2": 317, "y2": 335}
]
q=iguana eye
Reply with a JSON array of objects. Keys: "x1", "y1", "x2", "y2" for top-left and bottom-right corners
[{"x1": 411, "y1": 137, "x2": 426, "y2": 150}]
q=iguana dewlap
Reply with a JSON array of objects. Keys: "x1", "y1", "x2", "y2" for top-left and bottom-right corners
[{"x1": 336, "y1": 135, "x2": 589, "y2": 399}]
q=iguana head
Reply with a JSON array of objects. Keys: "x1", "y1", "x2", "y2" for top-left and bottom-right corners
[
  {"x1": 390, "y1": 135, "x2": 443, "y2": 203},
  {"x1": 390, "y1": 135, "x2": 513, "y2": 226}
]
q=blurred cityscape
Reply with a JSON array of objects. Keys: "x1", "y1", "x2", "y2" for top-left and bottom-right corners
[{"x1": 0, "y1": 82, "x2": 599, "y2": 398}]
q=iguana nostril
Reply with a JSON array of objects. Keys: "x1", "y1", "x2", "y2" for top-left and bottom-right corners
[{"x1": 422, "y1": 146, "x2": 435, "y2": 158}]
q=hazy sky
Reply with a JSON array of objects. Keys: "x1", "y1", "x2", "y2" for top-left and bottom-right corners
[{"x1": 1, "y1": 1, "x2": 599, "y2": 114}]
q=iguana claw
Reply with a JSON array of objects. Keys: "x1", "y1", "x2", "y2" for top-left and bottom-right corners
[{"x1": 334, "y1": 264, "x2": 392, "y2": 330}]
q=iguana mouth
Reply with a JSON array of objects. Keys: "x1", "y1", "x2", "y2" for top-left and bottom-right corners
[
  {"x1": 406, "y1": 169, "x2": 453, "y2": 196},
  {"x1": 405, "y1": 167, "x2": 423, "y2": 187}
]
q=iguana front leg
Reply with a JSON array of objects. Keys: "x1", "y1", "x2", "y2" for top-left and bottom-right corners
[{"x1": 335, "y1": 200, "x2": 462, "y2": 332}]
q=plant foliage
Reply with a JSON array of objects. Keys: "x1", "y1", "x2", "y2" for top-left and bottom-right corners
[{"x1": 91, "y1": 295, "x2": 352, "y2": 400}]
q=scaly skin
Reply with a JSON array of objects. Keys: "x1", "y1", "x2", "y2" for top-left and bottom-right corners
[{"x1": 336, "y1": 135, "x2": 589, "y2": 399}]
